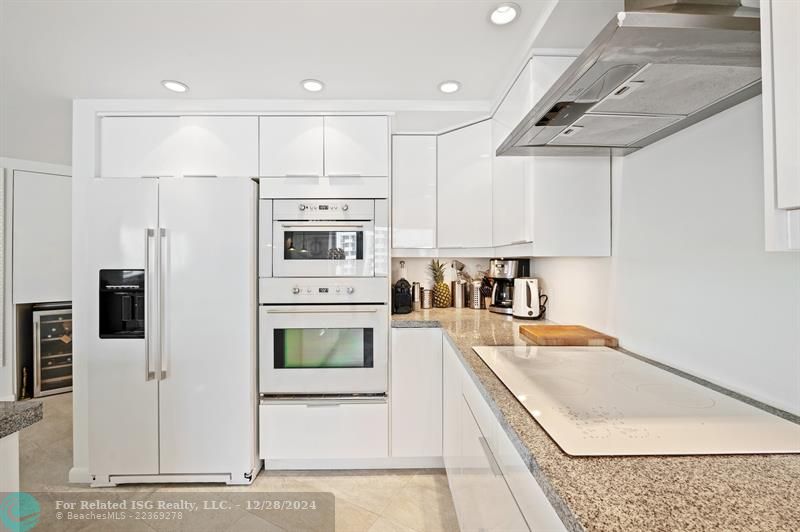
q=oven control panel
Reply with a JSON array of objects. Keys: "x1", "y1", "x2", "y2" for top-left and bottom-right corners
[
  {"x1": 259, "y1": 277, "x2": 387, "y2": 305},
  {"x1": 273, "y1": 199, "x2": 375, "y2": 221},
  {"x1": 297, "y1": 202, "x2": 350, "y2": 213},
  {"x1": 291, "y1": 285, "x2": 356, "y2": 296}
]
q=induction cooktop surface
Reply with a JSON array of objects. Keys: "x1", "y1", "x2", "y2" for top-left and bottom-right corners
[{"x1": 473, "y1": 346, "x2": 800, "y2": 456}]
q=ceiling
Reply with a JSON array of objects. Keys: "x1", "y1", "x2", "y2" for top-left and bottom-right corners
[{"x1": 0, "y1": 0, "x2": 621, "y2": 165}]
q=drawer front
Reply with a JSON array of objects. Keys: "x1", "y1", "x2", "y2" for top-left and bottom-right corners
[{"x1": 259, "y1": 401, "x2": 388, "y2": 460}]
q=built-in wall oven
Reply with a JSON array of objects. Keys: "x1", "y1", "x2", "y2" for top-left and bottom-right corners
[
  {"x1": 271, "y1": 199, "x2": 387, "y2": 278},
  {"x1": 259, "y1": 278, "x2": 388, "y2": 395}
]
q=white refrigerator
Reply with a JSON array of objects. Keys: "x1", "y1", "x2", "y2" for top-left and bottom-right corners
[{"x1": 86, "y1": 177, "x2": 258, "y2": 486}]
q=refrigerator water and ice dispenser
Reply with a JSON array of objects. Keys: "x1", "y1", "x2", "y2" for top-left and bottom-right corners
[{"x1": 99, "y1": 269, "x2": 145, "y2": 338}]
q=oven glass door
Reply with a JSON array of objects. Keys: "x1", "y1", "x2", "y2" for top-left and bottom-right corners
[
  {"x1": 273, "y1": 222, "x2": 375, "y2": 277},
  {"x1": 259, "y1": 305, "x2": 388, "y2": 394}
]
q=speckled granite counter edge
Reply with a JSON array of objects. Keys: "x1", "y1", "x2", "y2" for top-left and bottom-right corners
[
  {"x1": 390, "y1": 319, "x2": 441, "y2": 328},
  {"x1": 0, "y1": 401, "x2": 43, "y2": 439}
]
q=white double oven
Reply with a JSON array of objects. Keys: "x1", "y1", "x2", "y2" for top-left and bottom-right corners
[{"x1": 259, "y1": 197, "x2": 389, "y2": 396}]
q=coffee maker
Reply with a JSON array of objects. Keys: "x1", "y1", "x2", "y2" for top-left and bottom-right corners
[{"x1": 487, "y1": 258, "x2": 530, "y2": 315}]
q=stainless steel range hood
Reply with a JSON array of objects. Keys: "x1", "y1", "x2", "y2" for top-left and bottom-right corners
[{"x1": 497, "y1": 0, "x2": 761, "y2": 157}]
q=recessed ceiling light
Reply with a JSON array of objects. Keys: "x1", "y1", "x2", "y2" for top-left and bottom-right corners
[
  {"x1": 161, "y1": 80, "x2": 189, "y2": 93},
  {"x1": 438, "y1": 80, "x2": 461, "y2": 94},
  {"x1": 301, "y1": 79, "x2": 325, "y2": 92},
  {"x1": 490, "y1": 3, "x2": 520, "y2": 25}
]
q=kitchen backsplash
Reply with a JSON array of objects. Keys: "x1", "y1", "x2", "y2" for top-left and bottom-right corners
[{"x1": 390, "y1": 257, "x2": 491, "y2": 288}]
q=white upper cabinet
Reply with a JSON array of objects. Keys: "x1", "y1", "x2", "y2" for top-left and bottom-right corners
[
  {"x1": 324, "y1": 116, "x2": 389, "y2": 177},
  {"x1": 492, "y1": 60, "x2": 534, "y2": 247},
  {"x1": 13, "y1": 171, "x2": 72, "y2": 303},
  {"x1": 438, "y1": 120, "x2": 493, "y2": 248},
  {"x1": 392, "y1": 135, "x2": 437, "y2": 248},
  {"x1": 99, "y1": 116, "x2": 258, "y2": 178},
  {"x1": 178, "y1": 116, "x2": 258, "y2": 177},
  {"x1": 100, "y1": 117, "x2": 181, "y2": 177},
  {"x1": 765, "y1": 0, "x2": 800, "y2": 210},
  {"x1": 259, "y1": 116, "x2": 324, "y2": 177}
]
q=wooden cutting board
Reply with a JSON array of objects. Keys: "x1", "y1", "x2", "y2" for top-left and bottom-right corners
[{"x1": 519, "y1": 325, "x2": 618, "y2": 347}]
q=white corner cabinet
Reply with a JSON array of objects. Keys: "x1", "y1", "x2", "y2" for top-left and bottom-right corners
[
  {"x1": 761, "y1": 0, "x2": 800, "y2": 250},
  {"x1": 260, "y1": 115, "x2": 389, "y2": 178},
  {"x1": 438, "y1": 120, "x2": 494, "y2": 249},
  {"x1": 99, "y1": 116, "x2": 258, "y2": 178},
  {"x1": 390, "y1": 328, "x2": 442, "y2": 458},
  {"x1": 391, "y1": 55, "x2": 611, "y2": 257}
]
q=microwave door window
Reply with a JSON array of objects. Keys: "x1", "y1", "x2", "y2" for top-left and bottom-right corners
[
  {"x1": 283, "y1": 230, "x2": 364, "y2": 261},
  {"x1": 274, "y1": 328, "x2": 374, "y2": 369}
]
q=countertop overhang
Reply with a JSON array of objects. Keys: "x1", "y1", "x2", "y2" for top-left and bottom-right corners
[{"x1": 0, "y1": 400, "x2": 43, "y2": 439}]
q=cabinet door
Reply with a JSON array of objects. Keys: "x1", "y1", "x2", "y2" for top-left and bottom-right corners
[
  {"x1": 390, "y1": 328, "x2": 442, "y2": 457},
  {"x1": 392, "y1": 136, "x2": 437, "y2": 248},
  {"x1": 443, "y1": 338, "x2": 466, "y2": 527},
  {"x1": 768, "y1": 0, "x2": 800, "y2": 209},
  {"x1": 259, "y1": 116, "x2": 324, "y2": 177},
  {"x1": 13, "y1": 171, "x2": 71, "y2": 303},
  {"x1": 492, "y1": 119, "x2": 527, "y2": 246},
  {"x1": 99, "y1": 117, "x2": 180, "y2": 177},
  {"x1": 437, "y1": 121, "x2": 493, "y2": 248},
  {"x1": 459, "y1": 397, "x2": 529, "y2": 532},
  {"x1": 324, "y1": 116, "x2": 389, "y2": 177},
  {"x1": 178, "y1": 116, "x2": 258, "y2": 177},
  {"x1": 493, "y1": 61, "x2": 534, "y2": 247}
]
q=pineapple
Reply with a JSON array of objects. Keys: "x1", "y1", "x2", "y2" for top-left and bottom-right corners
[{"x1": 428, "y1": 259, "x2": 451, "y2": 308}]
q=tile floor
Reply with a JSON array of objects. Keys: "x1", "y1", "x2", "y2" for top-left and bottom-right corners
[{"x1": 19, "y1": 393, "x2": 460, "y2": 532}]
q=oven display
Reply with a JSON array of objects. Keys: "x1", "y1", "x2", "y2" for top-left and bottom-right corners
[
  {"x1": 318, "y1": 287, "x2": 329, "y2": 293},
  {"x1": 319, "y1": 205, "x2": 329, "y2": 210}
]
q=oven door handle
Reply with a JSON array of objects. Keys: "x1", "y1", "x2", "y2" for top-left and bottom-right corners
[
  {"x1": 264, "y1": 308, "x2": 379, "y2": 314},
  {"x1": 280, "y1": 224, "x2": 365, "y2": 229}
]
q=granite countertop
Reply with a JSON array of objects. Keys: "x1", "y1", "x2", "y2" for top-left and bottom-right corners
[
  {"x1": 0, "y1": 400, "x2": 43, "y2": 439},
  {"x1": 392, "y1": 308, "x2": 800, "y2": 532}
]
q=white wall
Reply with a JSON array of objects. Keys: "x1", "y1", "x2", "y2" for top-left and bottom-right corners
[{"x1": 534, "y1": 97, "x2": 800, "y2": 415}]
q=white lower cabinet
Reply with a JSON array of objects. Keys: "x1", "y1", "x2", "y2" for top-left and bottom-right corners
[
  {"x1": 459, "y1": 398, "x2": 529, "y2": 532},
  {"x1": 259, "y1": 401, "x2": 388, "y2": 461},
  {"x1": 390, "y1": 328, "x2": 443, "y2": 458},
  {"x1": 442, "y1": 335, "x2": 567, "y2": 532}
]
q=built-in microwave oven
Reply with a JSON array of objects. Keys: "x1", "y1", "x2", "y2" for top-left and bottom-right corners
[{"x1": 268, "y1": 199, "x2": 388, "y2": 278}]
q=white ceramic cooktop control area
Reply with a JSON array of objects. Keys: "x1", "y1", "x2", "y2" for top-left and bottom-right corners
[{"x1": 473, "y1": 346, "x2": 800, "y2": 456}]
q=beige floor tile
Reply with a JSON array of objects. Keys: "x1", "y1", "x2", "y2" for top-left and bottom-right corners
[
  {"x1": 380, "y1": 476, "x2": 459, "y2": 532},
  {"x1": 296, "y1": 471, "x2": 413, "y2": 515},
  {"x1": 222, "y1": 512, "x2": 287, "y2": 532},
  {"x1": 367, "y1": 516, "x2": 418, "y2": 532},
  {"x1": 334, "y1": 498, "x2": 381, "y2": 532}
]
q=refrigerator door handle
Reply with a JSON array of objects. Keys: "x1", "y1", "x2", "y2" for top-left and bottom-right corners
[
  {"x1": 144, "y1": 228, "x2": 156, "y2": 381},
  {"x1": 158, "y1": 227, "x2": 168, "y2": 380}
]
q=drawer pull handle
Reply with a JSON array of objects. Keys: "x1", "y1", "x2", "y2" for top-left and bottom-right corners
[{"x1": 478, "y1": 436, "x2": 503, "y2": 477}]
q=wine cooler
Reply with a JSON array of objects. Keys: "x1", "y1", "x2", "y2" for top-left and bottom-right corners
[{"x1": 33, "y1": 305, "x2": 73, "y2": 397}]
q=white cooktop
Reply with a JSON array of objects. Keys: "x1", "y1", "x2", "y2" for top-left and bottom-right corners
[{"x1": 473, "y1": 346, "x2": 800, "y2": 456}]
